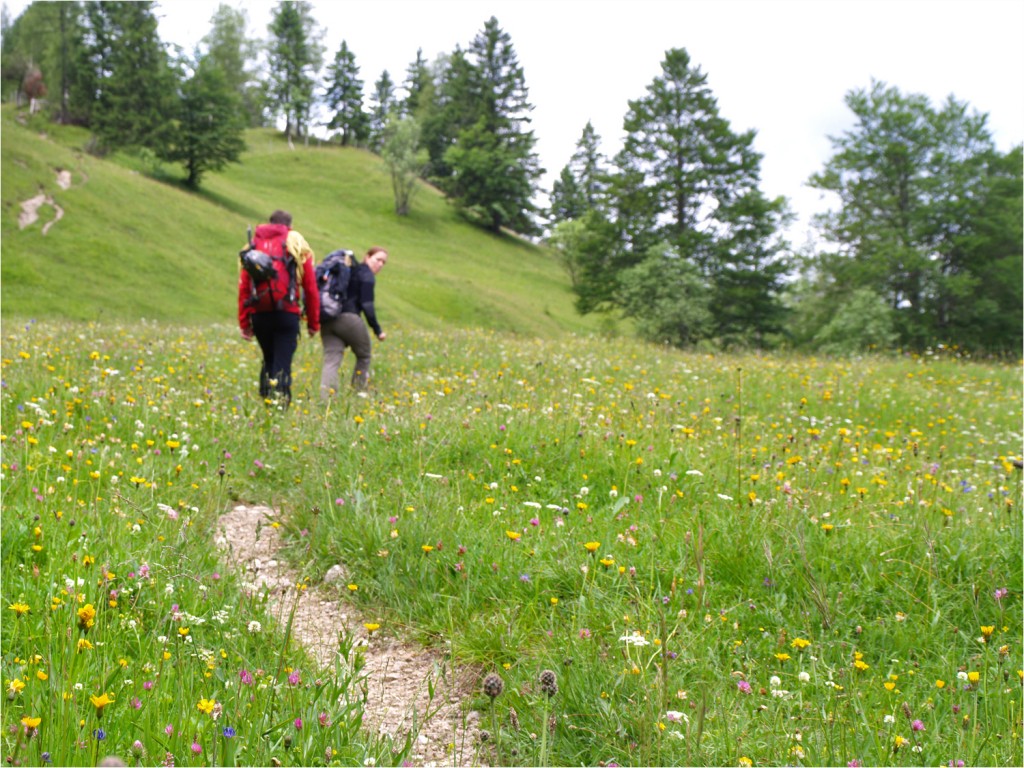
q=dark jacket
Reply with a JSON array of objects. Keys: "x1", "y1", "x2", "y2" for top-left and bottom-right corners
[{"x1": 342, "y1": 262, "x2": 382, "y2": 336}]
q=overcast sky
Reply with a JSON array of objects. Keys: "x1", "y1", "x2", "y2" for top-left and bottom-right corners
[{"x1": 8, "y1": 0, "x2": 1023, "y2": 242}]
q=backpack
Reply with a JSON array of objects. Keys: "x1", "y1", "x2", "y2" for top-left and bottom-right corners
[
  {"x1": 240, "y1": 226, "x2": 296, "y2": 310},
  {"x1": 315, "y1": 248, "x2": 354, "y2": 321}
]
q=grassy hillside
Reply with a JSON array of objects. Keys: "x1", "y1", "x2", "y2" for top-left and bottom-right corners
[{"x1": 0, "y1": 105, "x2": 607, "y2": 338}]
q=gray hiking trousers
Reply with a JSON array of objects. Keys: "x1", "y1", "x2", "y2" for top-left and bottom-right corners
[{"x1": 319, "y1": 312, "x2": 372, "y2": 397}]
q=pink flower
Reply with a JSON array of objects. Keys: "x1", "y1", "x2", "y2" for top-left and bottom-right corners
[
  {"x1": 318, "y1": 712, "x2": 330, "y2": 727},
  {"x1": 294, "y1": 717, "x2": 303, "y2": 730},
  {"x1": 737, "y1": 680, "x2": 752, "y2": 694},
  {"x1": 912, "y1": 719, "x2": 925, "y2": 732},
  {"x1": 239, "y1": 669, "x2": 254, "y2": 685},
  {"x1": 191, "y1": 741, "x2": 202, "y2": 755},
  {"x1": 287, "y1": 671, "x2": 301, "y2": 686}
]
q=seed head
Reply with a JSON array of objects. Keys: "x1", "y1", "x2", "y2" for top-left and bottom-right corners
[
  {"x1": 508, "y1": 706, "x2": 520, "y2": 731},
  {"x1": 483, "y1": 673, "x2": 504, "y2": 700},
  {"x1": 539, "y1": 669, "x2": 558, "y2": 697}
]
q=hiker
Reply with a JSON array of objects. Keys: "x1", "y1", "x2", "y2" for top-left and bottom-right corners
[
  {"x1": 238, "y1": 210, "x2": 320, "y2": 405},
  {"x1": 319, "y1": 246, "x2": 388, "y2": 397}
]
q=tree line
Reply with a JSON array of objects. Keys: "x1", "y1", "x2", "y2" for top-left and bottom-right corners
[{"x1": 3, "y1": 1, "x2": 1020, "y2": 354}]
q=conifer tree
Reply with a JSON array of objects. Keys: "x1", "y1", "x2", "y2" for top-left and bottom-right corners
[
  {"x1": 266, "y1": 0, "x2": 323, "y2": 140},
  {"x1": 322, "y1": 40, "x2": 367, "y2": 146}
]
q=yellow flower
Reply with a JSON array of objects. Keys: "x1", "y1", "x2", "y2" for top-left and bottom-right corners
[
  {"x1": 36, "y1": 670, "x2": 48, "y2": 681},
  {"x1": 550, "y1": 597, "x2": 558, "y2": 606},
  {"x1": 196, "y1": 697, "x2": 216, "y2": 715},
  {"x1": 884, "y1": 681, "x2": 896, "y2": 691},
  {"x1": 791, "y1": 638, "x2": 811, "y2": 650},
  {"x1": 853, "y1": 660, "x2": 870, "y2": 671},
  {"x1": 505, "y1": 530, "x2": 521, "y2": 541},
  {"x1": 421, "y1": 544, "x2": 434, "y2": 554},
  {"x1": 90, "y1": 692, "x2": 114, "y2": 716},
  {"x1": 599, "y1": 557, "x2": 615, "y2": 568},
  {"x1": 77, "y1": 638, "x2": 94, "y2": 652},
  {"x1": 739, "y1": 758, "x2": 753, "y2": 767},
  {"x1": 178, "y1": 627, "x2": 190, "y2": 637},
  {"x1": 775, "y1": 653, "x2": 791, "y2": 662},
  {"x1": 583, "y1": 541, "x2": 600, "y2": 554},
  {"x1": 363, "y1": 623, "x2": 380, "y2": 634},
  {"x1": 20, "y1": 716, "x2": 41, "y2": 730},
  {"x1": 347, "y1": 584, "x2": 358, "y2": 592},
  {"x1": 8, "y1": 602, "x2": 30, "y2": 616},
  {"x1": 967, "y1": 671, "x2": 980, "y2": 684},
  {"x1": 77, "y1": 603, "x2": 96, "y2": 631},
  {"x1": 980, "y1": 625, "x2": 995, "y2": 641},
  {"x1": 7, "y1": 679, "x2": 26, "y2": 696},
  {"x1": 935, "y1": 679, "x2": 945, "y2": 688}
]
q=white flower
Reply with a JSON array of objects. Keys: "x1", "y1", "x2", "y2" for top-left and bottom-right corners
[
  {"x1": 884, "y1": 714, "x2": 895, "y2": 724},
  {"x1": 665, "y1": 710, "x2": 688, "y2": 723},
  {"x1": 248, "y1": 621, "x2": 262, "y2": 634},
  {"x1": 769, "y1": 675, "x2": 781, "y2": 688},
  {"x1": 686, "y1": 469, "x2": 704, "y2": 476},
  {"x1": 957, "y1": 671, "x2": 969, "y2": 681},
  {"x1": 717, "y1": 493, "x2": 733, "y2": 501},
  {"x1": 620, "y1": 632, "x2": 650, "y2": 647},
  {"x1": 798, "y1": 671, "x2": 810, "y2": 683}
]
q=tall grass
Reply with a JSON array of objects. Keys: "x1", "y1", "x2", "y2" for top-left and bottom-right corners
[{"x1": 2, "y1": 320, "x2": 1020, "y2": 766}]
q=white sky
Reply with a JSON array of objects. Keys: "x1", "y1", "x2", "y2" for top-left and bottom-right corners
[{"x1": 8, "y1": 0, "x2": 1023, "y2": 243}]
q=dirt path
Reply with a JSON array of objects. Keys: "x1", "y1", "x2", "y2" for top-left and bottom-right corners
[
  {"x1": 18, "y1": 169, "x2": 72, "y2": 234},
  {"x1": 216, "y1": 504, "x2": 484, "y2": 767}
]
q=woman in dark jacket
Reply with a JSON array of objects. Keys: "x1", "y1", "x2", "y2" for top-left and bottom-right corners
[{"x1": 319, "y1": 247, "x2": 388, "y2": 396}]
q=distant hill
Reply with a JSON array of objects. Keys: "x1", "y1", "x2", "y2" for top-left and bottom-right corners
[{"x1": 0, "y1": 106, "x2": 607, "y2": 339}]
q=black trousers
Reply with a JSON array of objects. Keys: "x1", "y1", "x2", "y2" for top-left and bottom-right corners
[{"x1": 251, "y1": 311, "x2": 300, "y2": 403}]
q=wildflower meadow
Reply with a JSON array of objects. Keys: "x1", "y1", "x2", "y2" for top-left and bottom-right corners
[{"x1": 2, "y1": 320, "x2": 1021, "y2": 767}]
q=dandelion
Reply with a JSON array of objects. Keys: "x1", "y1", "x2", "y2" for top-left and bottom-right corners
[
  {"x1": 8, "y1": 602, "x2": 30, "y2": 617},
  {"x1": 967, "y1": 671, "x2": 980, "y2": 684},
  {"x1": 247, "y1": 620, "x2": 262, "y2": 634},
  {"x1": 77, "y1": 603, "x2": 96, "y2": 631},
  {"x1": 20, "y1": 715, "x2": 41, "y2": 733},
  {"x1": 775, "y1": 652, "x2": 791, "y2": 662},
  {"x1": 90, "y1": 692, "x2": 114, "y2": 717},
  {"x1": 583, "y1": 541, "x2": 600, "y2": 554},
  {"x1": 853, "y1": 659, "x2": 870, "y2": 671},
  {"x1": 791, "y1": 637, "x2": 811, "y2": 650},
  {"x1": 364, "y1": 623, "x2": 380, "y2": 634},
  {"x1": 980, "y1": 625, "x2": 995, "y2": 642},
  {"x1": 505, "y1": 530, "x2": 521, "y2": 542},
  {"x1": 483, "y1": 673, "x2": 504, "y2": 699},
  {"x1": 936, "y1": 679, "x2": 945, "y2": 688}
]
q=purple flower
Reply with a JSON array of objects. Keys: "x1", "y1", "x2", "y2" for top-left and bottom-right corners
[
  {"x1": 519, "y1": 573, "x2": 531, "y2": 583},
  {"x1": 912, "y1": 719, "x2": 925, "y2": 732},
  {"x1": 994, "y1": 587, "x2": 1008, "y2": 602},
  {"x1": 239, "y1": 669, "x2": 254, "y2": 685},
  {"x1": 191, "y1": 741, "x2": 202, "y2": 755},
  {"x1": 737, "y1": 680, "x2": 752, "y2": 694},
  {"x1": 294, "y1": 717, "x2": 303, "y2": 730},
  {"x1": 287, "y1": 670, "x2": 301, "y2": 685},
  {"x1": 222, "y1": 726, "x2": 235, "y2": 738},
  {"x1": 847, "y1": 761, "x2": 861, "y2": 768}
]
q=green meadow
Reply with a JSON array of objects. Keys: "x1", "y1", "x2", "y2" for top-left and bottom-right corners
[{"x1": 2, "y1": 107, "x2": 1022, "y2": 767}]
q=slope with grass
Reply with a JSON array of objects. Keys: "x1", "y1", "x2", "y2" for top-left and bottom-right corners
[{"x1": 1, "y1": 105, "x2": 604, "y2": 338}]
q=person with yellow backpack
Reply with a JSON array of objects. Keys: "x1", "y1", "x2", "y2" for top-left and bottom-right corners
[{"x1": 237, "y1": 209, "x2": 320, "y2": 405}]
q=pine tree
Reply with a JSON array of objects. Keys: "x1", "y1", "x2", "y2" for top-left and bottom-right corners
[
  {"x1": 160, "y1": 55, "x2": 247, "y2": 188},
  {"x1": 443, "y1": 17, "x2": 543, "y2": 235},
  {"x1": 73, "y1": 1, "x2": 176, "y2": 150},
  {"x1": 322, "y1": 40, "x2": 367, "y2": 146},
  {"x1": 601, "y1": 47, "x2": 789, "y2": 347},
  {"x1": 367, "y1": 69, "x2": 397, "y2": 151},
  {"x1": 201, "y1": 4, "x2": 262, "y2": 127},
  {"x1": 266, "y1": 0, "x2": 323, "y2": 141}
]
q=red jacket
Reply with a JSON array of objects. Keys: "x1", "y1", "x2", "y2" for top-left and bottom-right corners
[{"x1": 238, "y1": 223, "x2": 320, "y2": 334}]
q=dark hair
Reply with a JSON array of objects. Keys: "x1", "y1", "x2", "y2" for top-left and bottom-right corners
[
  {"x1": 366, "y1": 246, "x2": 387, "y2": 259},
  {"x1": 269, "y1": 210, "x2": 292, "y2": 226}
]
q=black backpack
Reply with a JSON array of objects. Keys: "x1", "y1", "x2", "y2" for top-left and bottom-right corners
[{"x1": 315, "y1": 249, "x2": 354, "y2": 322}]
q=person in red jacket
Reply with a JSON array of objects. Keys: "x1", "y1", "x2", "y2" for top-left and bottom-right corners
[{"x1": 238, "y1": 209, "x2": 319, "y2": 405}]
